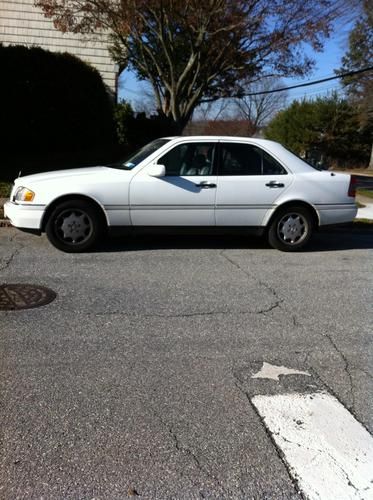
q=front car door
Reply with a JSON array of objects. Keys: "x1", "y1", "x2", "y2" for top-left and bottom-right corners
[
  {"x1": 215, "y1": 141, "x2": 294, "y2": 226},
  {"x1": 130, "y1": 141, "x2": 218, "y2": 226}
]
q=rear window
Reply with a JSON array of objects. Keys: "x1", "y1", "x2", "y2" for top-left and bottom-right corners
[{"x1": 285, "y1": 148, "x2": 324, "y2": 171}]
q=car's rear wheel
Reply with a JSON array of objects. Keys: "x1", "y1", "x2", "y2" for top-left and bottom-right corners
[
  {"x1": 268, "y1": 206, "x2": 313, "y2": 251},
  {"x1": 45, "y1": 200, "x2": 105, "y2": 252}
]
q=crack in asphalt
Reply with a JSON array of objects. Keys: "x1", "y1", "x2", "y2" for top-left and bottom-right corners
[
  {"x1": 33, "y1": 247, "x2": 283, "y2": 320},
  {"x1": 220, "y1": 250, "x2": 281, "y2": 297},
  {"x1": 88, "y1": 303, "x2": 282, "y2": 319},
  {"x1": 0, "y1": 234, "x2": 24, "y2": 273},
  {"x1": 321, "y1": 333, "x2": 356, "y2": 411},
  {"x1": 151, "y1": 411, "x2": 227, "y2": 498},
  {"x1": 285, "y1": 312, "x2": 358, "y2": 414},
  {"x1": 220, "y1": 250, "x2": 283, "y2": 307},
  {"x1": 301, "y1": 329, "x2": 357, "y2": 413},
  {"x1": 83, "y1": 251, "x2": 284, "y2": 320}
]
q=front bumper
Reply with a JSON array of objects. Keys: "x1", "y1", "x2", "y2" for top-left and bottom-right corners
[{"x1": 3, "y1": 201, "x2": 45, "y2": 231}]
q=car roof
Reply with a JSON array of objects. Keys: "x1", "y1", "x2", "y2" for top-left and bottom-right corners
[{"x1": 165, "y1": 135, "x2": 276, "y2": 144}]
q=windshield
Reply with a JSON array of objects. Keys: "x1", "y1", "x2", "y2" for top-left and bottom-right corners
[{"x1": 107, "y1": 139, "x2": 171, "y2": 170}]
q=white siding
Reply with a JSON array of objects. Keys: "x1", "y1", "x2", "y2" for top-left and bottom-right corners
[{"x1": 0, "y1": 0, "x2": 118, "y2": 92}]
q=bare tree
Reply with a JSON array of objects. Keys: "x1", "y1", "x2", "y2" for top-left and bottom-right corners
[
  {"x1": 235, "y1": 79, "x2": 288, "y2": 136},
  {"x1": 194, "y1": 98, "x2": 233, "y2": 122},
  {"x1": 36, "y1": 0, "x2": 345, "y2": 132}
]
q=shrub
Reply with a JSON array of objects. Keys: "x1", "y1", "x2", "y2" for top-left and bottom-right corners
[
  {"x1": 265, "y1": 94, "x2": 372, "y2": 168},
  {"x1": 0, "y1": 44, "x2": 116, "y2": 179},
  {"x1": 114, "y1": 101, "x2": 179, "y2": 154}
]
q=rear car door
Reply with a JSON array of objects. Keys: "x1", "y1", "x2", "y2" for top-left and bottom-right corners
[{"x1": 215, "y1": 141, "x2": 294, "y2": 226}]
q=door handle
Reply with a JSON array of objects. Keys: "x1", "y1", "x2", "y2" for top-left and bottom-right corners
[
  {"x1": 195, "y1": 182, "x2": 217, "y2": 189},
  {"x1": 265, "y1": 181, "x2": 285, "y2": 188}
]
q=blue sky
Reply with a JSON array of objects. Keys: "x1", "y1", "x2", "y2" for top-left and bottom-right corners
[{"x1": 118, "y1": 17, "x2": 354, "y2": 108}]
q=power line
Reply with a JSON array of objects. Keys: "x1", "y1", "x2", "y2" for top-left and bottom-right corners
[
  {"x1": 244, "y1": 66, "x2": 373, "y2": 96},
  {"x1": 119, "y1": 66, "x2": 372, "y2": 100},
  {"x1": 286, "y1": 82, "x2": 340, "y2": 98}
]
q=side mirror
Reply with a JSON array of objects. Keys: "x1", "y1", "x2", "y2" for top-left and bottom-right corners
[{"x1": 146, "y1": 164, "x2": 166, "y2": 178}]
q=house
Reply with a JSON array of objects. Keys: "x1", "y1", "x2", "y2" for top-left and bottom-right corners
[{"x1": 0, "y1": 0, "x2": 118, "y2": 96}]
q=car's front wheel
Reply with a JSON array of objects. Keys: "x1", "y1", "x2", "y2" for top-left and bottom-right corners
[
  {"x1": 268, "y1": 206, "x2": 313, "y2": 251},
  {"x1": 45, "y1": 200, "x2": 105, "y2": 252}
]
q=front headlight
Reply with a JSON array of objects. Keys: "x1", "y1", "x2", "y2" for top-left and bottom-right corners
[{"x1": 14, "y1": 186, "x2": 35, "y2": 202}]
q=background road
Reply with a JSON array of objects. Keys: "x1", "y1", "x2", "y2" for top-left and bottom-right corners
[{"x1": 1, "y1": 228, "x2": 372, "y2": 499}]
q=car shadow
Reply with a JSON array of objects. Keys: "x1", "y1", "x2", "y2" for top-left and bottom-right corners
[
  {"x1": 93, "y1": 227, "x2": 373, "y2": 253},
  {"x1": 305, "y1": 230, "x2": 373, "y2": 252}
]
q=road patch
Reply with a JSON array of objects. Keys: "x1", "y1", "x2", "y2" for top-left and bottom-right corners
[{"x1": 251, "y1": 362, "x2": 311, "y2": 381}]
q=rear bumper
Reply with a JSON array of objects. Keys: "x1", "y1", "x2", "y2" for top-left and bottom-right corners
[
  {"x1": 317, "y1": 204, "x2": 358, "y2": 225},
  {"x1": 3, "y1": 201, "x2": 45, "y2": 231}
]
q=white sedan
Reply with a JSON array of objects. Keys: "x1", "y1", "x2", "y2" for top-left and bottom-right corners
[{"x1": 4, "y1": 136, "x2": 357, "y2": 252}]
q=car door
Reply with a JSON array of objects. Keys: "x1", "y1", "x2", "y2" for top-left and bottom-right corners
[
  {"x1": 130, "y1": 141, "x2": 218, "y2": 226},
  {"x1": 215, "y1": 141, "x2": 294, "y2": 226}
]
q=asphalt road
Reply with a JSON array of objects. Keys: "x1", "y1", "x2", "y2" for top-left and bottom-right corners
[{"x1": 1, "y1": 227, "x2": 372, "y2": 499}]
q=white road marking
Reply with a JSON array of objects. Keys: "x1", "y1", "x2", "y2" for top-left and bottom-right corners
[
  {"x1": 252, "y1": 392, "x2": 373, "y2": 500},
  {"x1": 251, "y1": 362, "x2": 311, "y2": 381}
]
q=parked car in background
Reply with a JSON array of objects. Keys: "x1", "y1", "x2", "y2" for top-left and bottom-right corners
[{"x1": 4, "y1": 136, "x2": 357, "y2": 252}]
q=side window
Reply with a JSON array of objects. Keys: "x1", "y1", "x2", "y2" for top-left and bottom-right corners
[
  {"x1": 219, "y1": 143, "x2": 287, "y2": 175},
  {"x1": 220, "y1": 143, "x2": 262, "y2": 175},
  {"x1": 158, "y1": 143, "x2": 216, "y2": 176},
  {"x1": 262, "y1": 150, "x2": 287, "y2": 175}
]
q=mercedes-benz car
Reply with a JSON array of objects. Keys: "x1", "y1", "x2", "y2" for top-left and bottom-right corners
[{"x1": 4, "y1": 136, "x2": 357, "y2": 252}]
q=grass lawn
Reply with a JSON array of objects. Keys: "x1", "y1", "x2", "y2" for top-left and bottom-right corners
[{"x1": 357, "y1": 188, "x2": 373, "y2": 199}]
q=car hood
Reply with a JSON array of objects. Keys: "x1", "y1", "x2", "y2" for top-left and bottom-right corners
[{"x1": 14, "y1": 166, "x2": 131, "y2": 186}]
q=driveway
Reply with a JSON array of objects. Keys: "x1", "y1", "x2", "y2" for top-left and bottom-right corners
[{"x1": 1, "y1": 228, "x2": 373, "y2": 499}]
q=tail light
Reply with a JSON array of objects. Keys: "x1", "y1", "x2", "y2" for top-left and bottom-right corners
[{"x1": 348, "y1": 175, "x2": 357, "y2": 198}]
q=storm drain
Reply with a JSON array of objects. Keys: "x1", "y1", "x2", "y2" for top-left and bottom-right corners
[{"x1": 0, "y1": 284, "x2": 56, "y2": 311}]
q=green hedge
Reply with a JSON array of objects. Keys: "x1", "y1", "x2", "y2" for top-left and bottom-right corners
[
  {"x1": 1, "y1": 45, "x2": 116, "y2": 179},
  {"x1": 0, "y1": 45, "x2": 179, "y2": 181},
  {"x1": 265, "y1": 95, "x2": 372, "y2": 168},
  {"x1": 115, "y1": 102, "x2": 179, "y2": 150}
]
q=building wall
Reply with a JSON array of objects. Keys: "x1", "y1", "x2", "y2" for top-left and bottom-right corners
[{"x1": 0, "y1": 0, "x2": 117, "y2": 93}]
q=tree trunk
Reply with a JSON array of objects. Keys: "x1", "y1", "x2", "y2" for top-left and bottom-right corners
[{"x1": 368, "y1": 143, "x2": 373, "y2": 170}]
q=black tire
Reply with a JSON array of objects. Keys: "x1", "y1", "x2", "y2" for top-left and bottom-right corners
[
  {"x1": 45, "y1": 199, "x2": 105, "y2": 252},
  {"x1": 268, "y1": 205, "x2": 314, "y2": 251}
]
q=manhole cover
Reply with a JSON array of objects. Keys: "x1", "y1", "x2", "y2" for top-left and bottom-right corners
[{"x1": 0, "y1": 284, "x2": 56, "y2": 311}]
